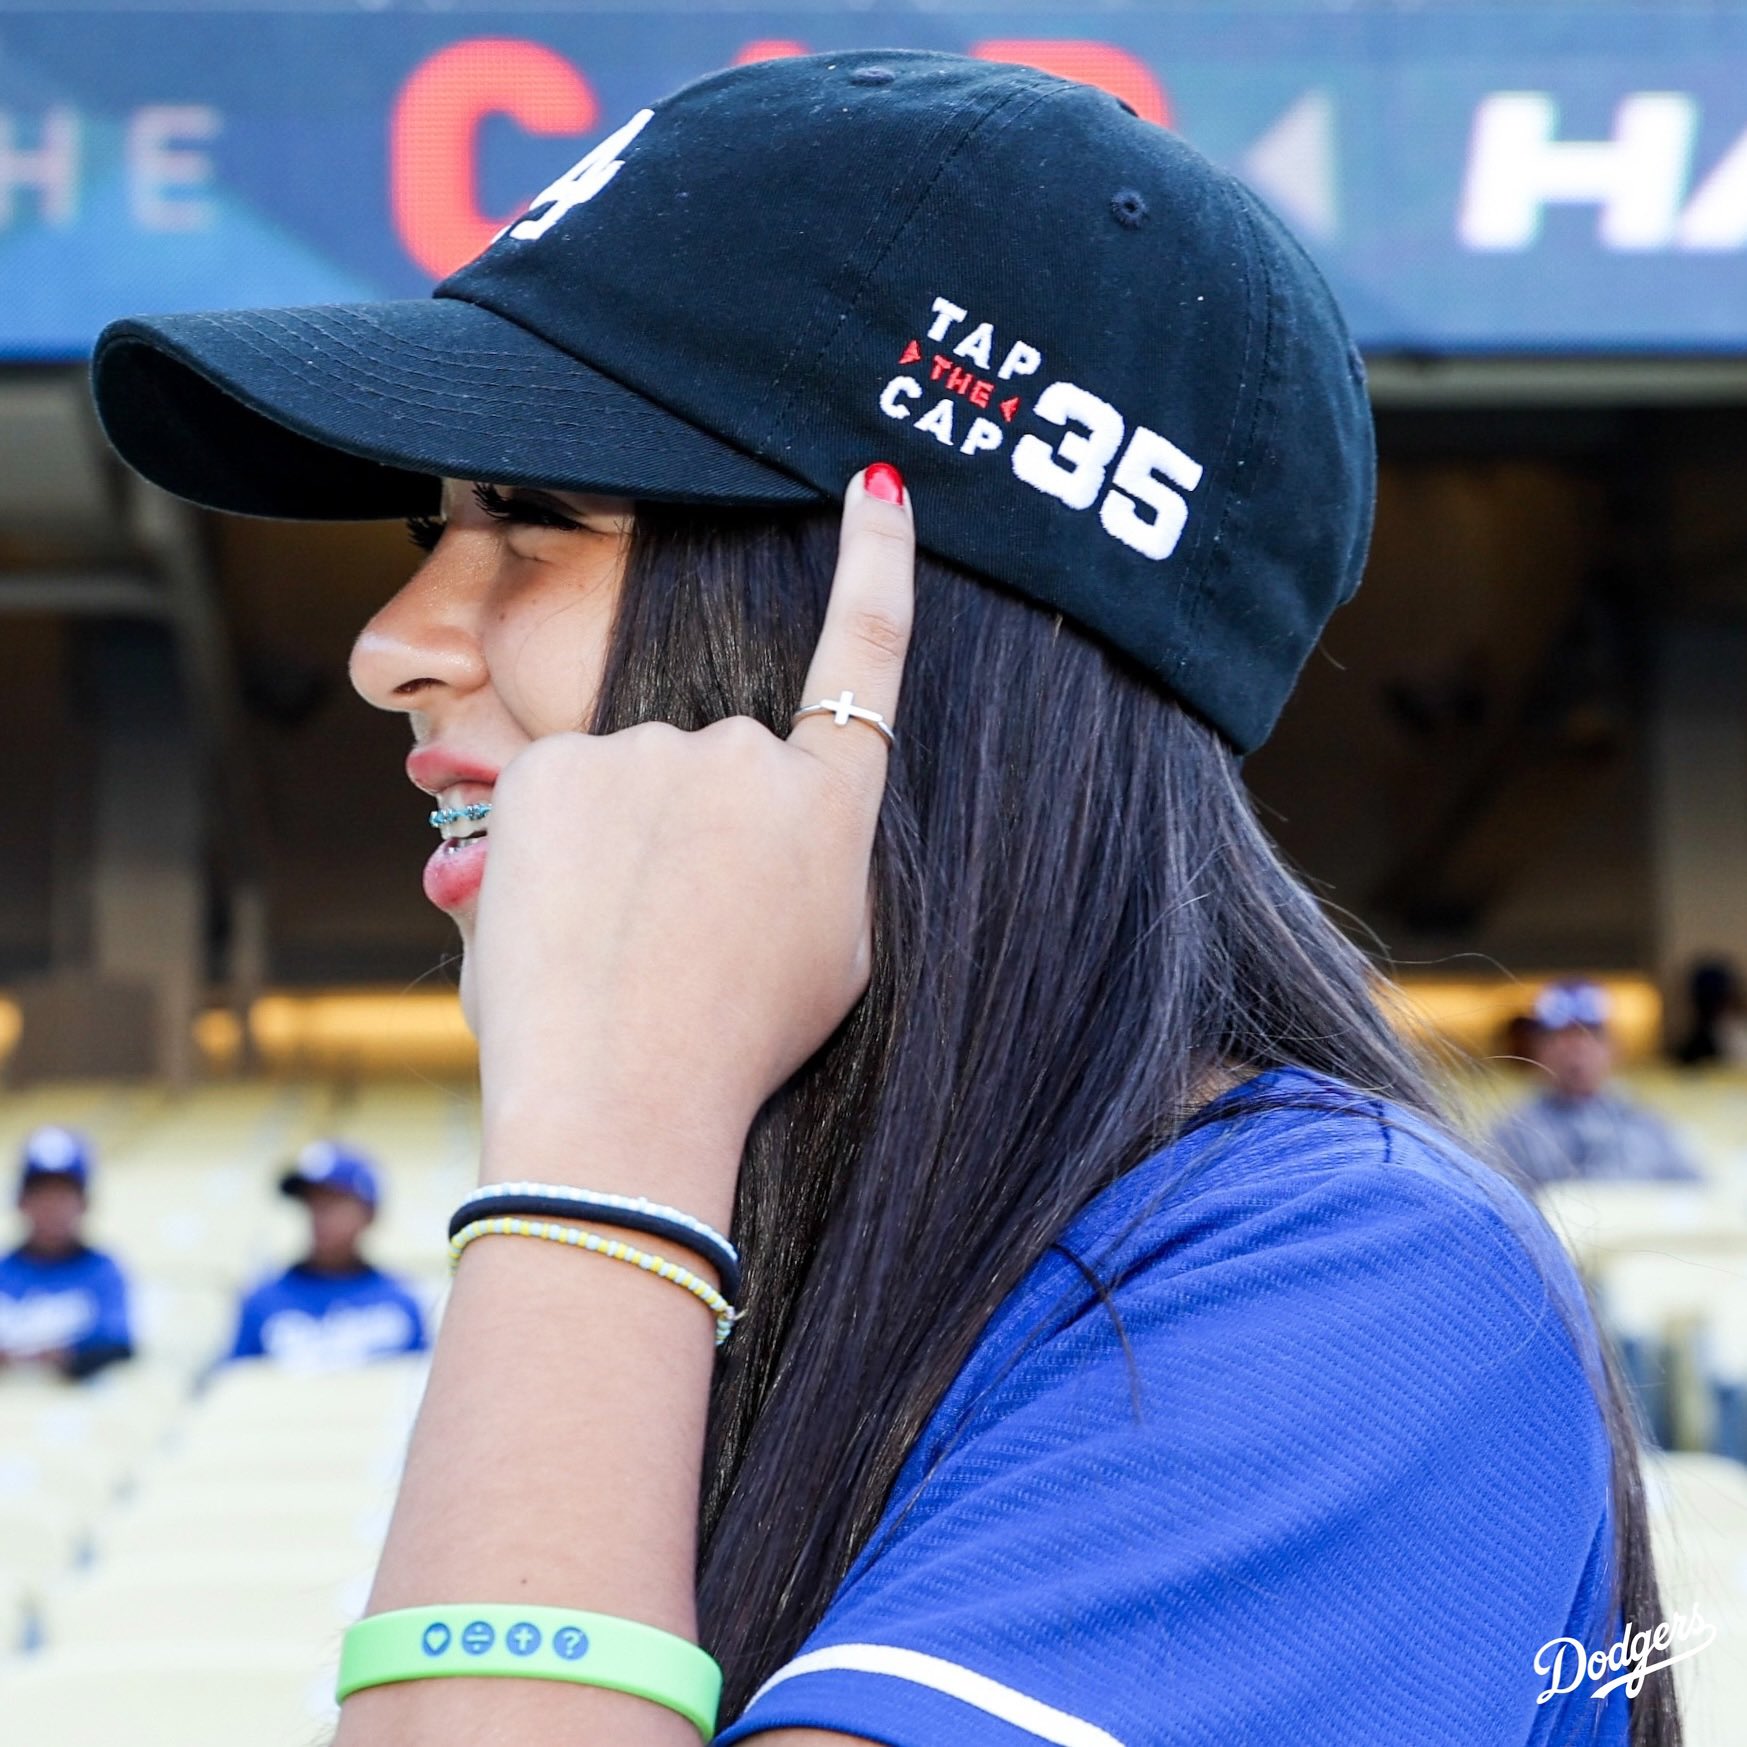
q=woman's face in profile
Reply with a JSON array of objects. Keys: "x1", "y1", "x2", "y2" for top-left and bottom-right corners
[{"x1": 348, "y1": 475, "x2": 635, "y2": 939}]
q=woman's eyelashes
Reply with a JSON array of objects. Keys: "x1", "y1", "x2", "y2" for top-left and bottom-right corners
[
  {"x1": 472, "y1": 481, "x2": 584, "y2": 534},
  {"x1": 405, "y1": 514, "x2": 444, "y2": 553},
  {"x1": 402, "y1": 484, "x2": 587, "y2": 555}
]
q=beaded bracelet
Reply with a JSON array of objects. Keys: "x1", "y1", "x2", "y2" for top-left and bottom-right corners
[
  {"x1": 452, "y1": 1184, "x2": 740, "y2": 1302},
  {"x1": 450, "y1": 1216, "x2": 740, "y2": 1347}
]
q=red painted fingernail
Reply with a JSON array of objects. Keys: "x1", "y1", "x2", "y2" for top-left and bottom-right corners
[{"x1": 864, "y1": 462, "x2": 905, "y2": 506}]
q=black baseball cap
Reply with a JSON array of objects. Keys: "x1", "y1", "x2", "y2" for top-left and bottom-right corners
[{"x1": 88, "y1": 48, "x2": 1374, "y2": 754}]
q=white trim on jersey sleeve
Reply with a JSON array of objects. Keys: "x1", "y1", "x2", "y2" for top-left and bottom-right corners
[{"x1": 744, "y1": 1643, "x2": 1127, "y2": 1747}]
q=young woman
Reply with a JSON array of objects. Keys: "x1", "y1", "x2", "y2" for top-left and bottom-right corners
[{"x1": 89, "y1": 48, "x2": 1673, "y2": 1747}]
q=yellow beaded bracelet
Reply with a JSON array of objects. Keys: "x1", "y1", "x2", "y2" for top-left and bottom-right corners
[{"x1": 449, "y1": 1215, "x2": 740, "y2": 1347}]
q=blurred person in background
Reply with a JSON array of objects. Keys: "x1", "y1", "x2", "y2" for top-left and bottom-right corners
[
  {"x1": 1493, "y1": 980, "x2": 1703, "y2": 1188},
  {"x1": 1673, "y1": 955, "x2": 1747, "y2": 1068},
  {"x1": 0, "y1": 1126, "x2": 134, "y2": 1380},
  {"x1": 226, "y1": 1140, "x2": 427, "y2": 1369}
]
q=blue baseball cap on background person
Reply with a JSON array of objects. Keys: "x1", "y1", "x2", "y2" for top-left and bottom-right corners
[
  {"x1": 278, "y1": 1141, "x2": 380, "y2": 1209},
  {"x1": 17, "y1": 1126, "x2": 93, "y2": 1194},
  {"x1": 1533, "y1": 980, "x2": 1612, "y2": 1032}
]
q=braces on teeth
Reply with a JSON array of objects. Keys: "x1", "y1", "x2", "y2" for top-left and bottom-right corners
[{"x1": 429, "y1": 802, "x2": 493, "y2": 829}]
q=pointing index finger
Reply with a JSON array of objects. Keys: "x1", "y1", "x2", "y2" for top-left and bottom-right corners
[{"x1": 789, "y1": 463, "x2": 915, "y2": 784}]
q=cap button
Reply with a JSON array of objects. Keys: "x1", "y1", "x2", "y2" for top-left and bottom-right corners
[{"x1": 1110, "y1": 190, "x2": 1150, "y2": 230}]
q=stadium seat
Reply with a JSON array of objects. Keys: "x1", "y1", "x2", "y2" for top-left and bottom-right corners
[
  {"x1": 196, "y1": 1352, "x2": 428, "y2": 1426},
  {"x1": 1646, "y1": 1450, "x2": 1747, "y2": 1519},
  {"x1": 133, "y1": 1280, "x2": 241, "y2": 1369},
  {"x1": 0, "y1": 1489, "x2": 87, "y2": 1595},
  {"x1": 67, "y1": 1545, "x2": 376, "y2": 1600},
  {"x1": 119, "y1": 1472, "x2": 398, "y2": 1527},
  {"x1": 1538, "y1": 1181, "x2": 1747, "y2": 1272},
  {"x1": 94, "y1": 1491, "x2": 392, "y2": 1566},
  {"x1": 1593, "y1": 1249, "x2": 1747, "y2": 1448},
  {"x1": 1669, "y1": 1594, "x2": 1747, "y2": 1747},
  {"x1": 0, "y1": 1370, "x2": 190, "y2": 1496},
  {"x1": 1620, "y1": 1453, "x2": 1747, "y2": 1747},
  {"x1": 161, "y1": 1417, "x2": 410, "y2": 1481},
  {"x1": 41, "y1": 1566, "x2": 357, "y2": 1655},
  {"x1": 0, "y1": 1645, "x2": 337, "y2": 1747},
  {"x1": 140, "y1": 1436, "x2": 404, "y2": 1494},
  {"x1": 1643, "y1": 1453, "x2": 1747, "y2": 1607},
  {"x1": 0, "y1": 1568, "x2": 30, "y2": 1654},
  {"x1": 0, "y1": 1440, "x2": 116, "y2": 1521}
]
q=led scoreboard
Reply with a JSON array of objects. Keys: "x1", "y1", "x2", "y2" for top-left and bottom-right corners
[{"x1": 2, "y1": 6, "x2": 1747, "y2": 356}]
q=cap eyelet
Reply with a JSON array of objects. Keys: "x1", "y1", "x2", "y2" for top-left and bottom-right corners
[
  {"x1": 1110, "y1": 189, "x2": 1149, "y2": 229},
  {"x1": 850, "y1": 67, "x2": 895, "y2": 87}
]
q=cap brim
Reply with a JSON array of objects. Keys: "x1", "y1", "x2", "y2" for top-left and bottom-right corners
[
  {"x1": 20, "y1": 1167, "x2": 86, "y2": 1190},
  {"x1": 90, "y1": 296, "x2": 824, "y2": 520},
  {"x1": 278, "y1": 1170, "x2": 373, "y2": 1206}
]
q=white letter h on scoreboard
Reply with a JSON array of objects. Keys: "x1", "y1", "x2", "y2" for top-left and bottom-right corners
[{"x1": 1459, "y1": 91, "x2": 1698, "y2": 251}]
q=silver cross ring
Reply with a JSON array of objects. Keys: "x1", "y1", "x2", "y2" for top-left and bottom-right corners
[{"x1": 790, "y1": 688, "x2": 896, "y2": 747}]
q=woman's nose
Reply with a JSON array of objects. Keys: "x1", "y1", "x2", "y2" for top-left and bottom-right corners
[{"x1": 349, "y1": 556, "x2": 490, "y2": 714}]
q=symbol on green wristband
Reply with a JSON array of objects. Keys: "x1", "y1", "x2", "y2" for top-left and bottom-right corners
[
  {"x1": 421, "y1": 1622, "x2": 452, "y2": 1657},
  {"x1": 554, "y1": 1626, "x2": 589, "y2": 1661},
  {"x1": 462, "y1": 1620, "x2": 495, "y2": 1655},
  {"x1": 508, "y1": 1622, "x2": 542, "y2": 1656}
]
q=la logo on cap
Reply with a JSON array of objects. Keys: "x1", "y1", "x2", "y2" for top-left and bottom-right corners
[
  {"x1": 297, "y1": 1142, "x2": 340, "y2": 1178},
  {"x1": 500, "y1": 108, "x2": 656, "y2": 246},
  {"x1": 29, "y1": 1128, "x2": 80, "y2": 1168}
]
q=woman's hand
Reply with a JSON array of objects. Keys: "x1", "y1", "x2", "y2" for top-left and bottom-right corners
[{"x1": 464, "y1": 465, "x2": 913, "y2": 1211}]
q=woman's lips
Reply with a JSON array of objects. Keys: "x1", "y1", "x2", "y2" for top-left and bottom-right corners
[
  {"x1": 423, "y1": 835, "x2": 487, "y2": 913},
  {"x1": 408, "y1": 746, "x2": 499, "y2": 794}
]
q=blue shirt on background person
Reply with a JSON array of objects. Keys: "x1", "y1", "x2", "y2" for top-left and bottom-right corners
[
  {"x1": 1492, "y1": 981, "x2": 1703, "y2": 1190},
  {"x1": 226, "y1": 1141, "x2": 427, "y2": 1370},
  {"x1": 0, "y1": 1126, "x2": 134, "y2": 1381}
]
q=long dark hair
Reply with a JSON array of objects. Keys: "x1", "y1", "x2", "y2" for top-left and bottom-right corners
[{"x1": 590, "y1": 501, "x2": 1677, "y2": 1743}]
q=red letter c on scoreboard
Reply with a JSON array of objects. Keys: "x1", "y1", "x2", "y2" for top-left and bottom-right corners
[
  {"x1": 971, "y1": 40, "x2": 1171, "y2": 127},
  {"x1": 391, "y1": 39, "x2": 597, "y2": 279}
]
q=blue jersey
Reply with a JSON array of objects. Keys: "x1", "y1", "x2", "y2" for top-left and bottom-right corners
[
  {"x1": 1491, "y1": 1090, "x2": 1702, "y2": 1188},
  {"x1": 718, "y1": 1068, "x2": 1629, "y2": 1747},
  {"x1": 228, "y1": 1261, "x2": 427, "y2": 1369},
  {"x1": 0, "y1": 1242, "x2": 133, "y2": 1371}
]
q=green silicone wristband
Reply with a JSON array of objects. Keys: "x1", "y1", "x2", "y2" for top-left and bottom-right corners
[{"x1": 336, "y1": 1604, "x2": 722, "y2": 1737}]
